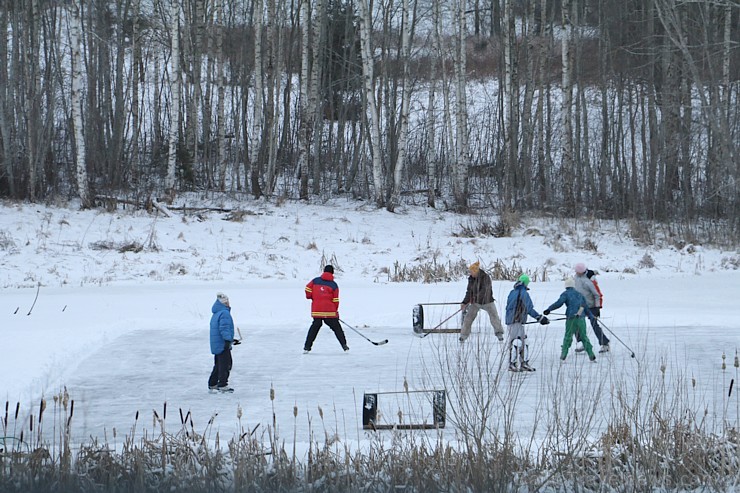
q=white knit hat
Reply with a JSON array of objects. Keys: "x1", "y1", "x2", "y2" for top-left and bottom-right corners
[
  {"x1": 564, "y1": 278, "x2": 575, "y2": 289},
  {"x1": 217, "y1": 292, "x2": 229, "y2": 304}
]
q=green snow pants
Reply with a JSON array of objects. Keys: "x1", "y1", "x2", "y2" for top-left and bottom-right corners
[{"x1": 561, "y1": 317, "x2": 595, "y2": 359}]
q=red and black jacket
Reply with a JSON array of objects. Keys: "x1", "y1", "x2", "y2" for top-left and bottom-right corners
[{"x1": 305, "y1": 272, "x2": 339, "y2": 318}]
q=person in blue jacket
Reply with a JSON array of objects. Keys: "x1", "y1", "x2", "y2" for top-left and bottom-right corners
[
  {"x1": 505, "y1": 274, "x2": 549, "y2": 372},
  {"x1": 544, "y1": 278, "x2": 596, "y2": 362},
  {"x1": 208, "y1": 292, "x2": 235, "y2": 393}
]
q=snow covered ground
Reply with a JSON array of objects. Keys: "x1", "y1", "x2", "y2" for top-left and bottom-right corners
[{"x1": 1, "y1": 198, "x2": 739, "y2": 454}]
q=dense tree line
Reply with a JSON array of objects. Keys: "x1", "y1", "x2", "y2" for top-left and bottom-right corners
[{"x1": 0, "y1": 0, "x2": 737, "y2": 226}]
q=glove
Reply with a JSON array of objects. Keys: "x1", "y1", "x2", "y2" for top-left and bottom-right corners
[
  {"x1": 543, "y1": 309, "x2": 551, "y2": 316},
  {"x1": 233, "y1": 339, "x2": 241, "y2": 345},
  {"x1": 224, "y1": 340, "x2": 232, "y2": 351},
  {"x1": 538, "y1": 315, "x2": 549, "y2": 325}
]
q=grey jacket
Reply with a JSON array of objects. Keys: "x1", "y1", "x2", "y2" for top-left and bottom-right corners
[{"x1": 574, "y1": 274, "x2": 599, "y2": 308}]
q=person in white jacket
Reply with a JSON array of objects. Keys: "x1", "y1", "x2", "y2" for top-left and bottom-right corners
[{"x1": 573, "y1": 263, "x2": 610, "y2": 352}]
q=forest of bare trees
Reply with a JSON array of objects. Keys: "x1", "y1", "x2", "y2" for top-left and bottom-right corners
[{"x1": 0, "y1": 0, "x2": 737, "y2": 226}]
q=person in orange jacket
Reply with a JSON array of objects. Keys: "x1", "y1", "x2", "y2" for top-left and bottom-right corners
[{"x1": 303, "y1": 265, "x2": 349, "y2": 353}]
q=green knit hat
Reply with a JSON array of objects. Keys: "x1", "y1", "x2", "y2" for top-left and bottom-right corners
[{"x1": 518, "y1": 274, "x2": 530, "y2": 286}]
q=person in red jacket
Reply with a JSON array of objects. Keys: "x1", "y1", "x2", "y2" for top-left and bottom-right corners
[{"x1": 303, "y1": 265, "x2": 349, "y2": 353}]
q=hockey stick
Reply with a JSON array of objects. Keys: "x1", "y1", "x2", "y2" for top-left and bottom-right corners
[
  {"x1": 339, "y1": 318, "x2": 388, "y2": 346},
  {"x1": 233, "y1": 327, "x2": 243, "y2": 345},
  {"x1": 417, "y1": 302, "x2": 460, "y2": 306},
  {"x1": 596, "y1": 318, "x2": 635, "y2": 358},
  {"x1": 420, "y1": 307, "x2": 464, "y2": 338},
  {"x1": 27, "y1": 282, "x2": 40, "y2": 316}
]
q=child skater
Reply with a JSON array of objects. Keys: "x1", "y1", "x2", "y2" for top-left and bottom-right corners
[
  {"x1": 544, "y1": 278, "x2": 596, "y2": 362},
  {"x1": 504, "y1": 274, "x2": 549, "y2": 372}
]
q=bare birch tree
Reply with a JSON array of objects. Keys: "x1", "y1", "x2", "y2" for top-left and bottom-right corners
[
  {"x1": 215, "y1": 0, "x2": 227, "y2": 189},
  {"x1": 534, "y1": 0, "x2": 549, "y2": 206},
  {"x1": 358, "y1": 0, "x2": 385, "y2": 206},
  {"x1": 250, "y1": 0, "x2": 265, "y2": 198},
  {"x1": 308, "y1": 0, "x2": 322, "y2": 195},
  {"x1": 165, "y1": 0, "x2": 181, "y2": 195},
  {"x1": 425, "y1": 0, "x2": 443, "y2": 208},
  {"x1": 264, "y1": 0, "x2": 285, "y2": 196},
  {"x1": 501, "y1": 0, "x2": 515, "y2": 207},
  {"x1": 453, "y1": 0, "x2": 470, "y2": 210},
  {"x1": 0, "y1": 5, "x2": 12, "y2": 196},
  {"x1": 561, "y1": 0, "x2": 574, "y2": 212},
  {"x1": 130, "y1": 0, "x2": 143, "y2": 185},
  {"x1": 24, "y1": 0, "x2": 41, "y2": 201},
  {"x1": 437, "y1": 1, "x2": 456, "y2": 196},
  {"x1": 297, "y1": 0, "x2": 312, "y2": 200},
  {"x1": 721, "y1": 0, "x2": 737, "y2": 226},
  {"x1": 68, "y1": 1, "x2": 90, "y2": 207},
  {"x1": 387, "y1": 0, "x2": 413, "y2": 212}
]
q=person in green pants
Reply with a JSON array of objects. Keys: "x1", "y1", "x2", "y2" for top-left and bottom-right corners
[{"x1": 543, "y1": 278, "x2": 596, "y2": 362}]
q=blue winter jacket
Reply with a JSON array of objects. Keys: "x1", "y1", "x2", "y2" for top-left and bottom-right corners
[
  {"x1": 505, "y1": 282, "x2": 541, "y2": 325},
  {"x1": 545, "y1": 287, "x2": 589, "y2": 319},
  {"x1": 210, "y1": 300, "x2": 234, "y2": 355}
]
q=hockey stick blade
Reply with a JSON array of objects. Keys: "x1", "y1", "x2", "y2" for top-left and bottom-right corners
[{"x1": 339, "y1": 318, "x2": 388, "y2": 347}]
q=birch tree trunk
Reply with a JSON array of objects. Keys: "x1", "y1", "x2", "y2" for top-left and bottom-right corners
[
  {"x1": 358, "y1": 0, "x2": 385, "y2": 206},
  {"x1": 308, "y1": 0, "x2": 323, "y2": 195},
  {"x1": 597, "y1": 0, "x2": 610, "y2": 209},
  {"x1": 250, "y1": 0, "x2": 264, "y2": 198},
  {"x1": 453, "y1": 0, "x2": 469, "y2": 210},
  {"x1": 0, "y1": 5, "x2": 12, "y2": 196},
  {"x1": 646, "y1": 0, "x2": 659, "y2": 218},
  {"x1": 186, "y1": 0, "x2": 205, "y2": 175},
  {"x1": 201, "y1": 5, "x2": 214, "y2": 187},
  {"x1": 297, "y1": 0, "x2": 311, "y2": 200},
  {"x1": 153, "y1": 49, "x2": 163, "y2": 159},
  {"x1": 165, "y1": 0, "x2": 181, "y2": 196},
  {"x1": 26, "y1": 0, "x2": 40, "y2": 200},
  {"x1": 502, "y1": 0, "x2": 514, "y2": 206},
  {"x1": 519, "y1": 0, "x2": 537, "y2": 208},
  {"x1": 295, "y1": 0, "x2": 324, "y2": 198},
  {"x1": 110, "y1": 0, "x2": 130, "y2": 188},
  {"x1": 561, "y1": 0, "x2": 575, "y2": 212},
  {"x1": 534, "y1": 0, "x2": 548, "y2": 205},
  {"x1": 426, "y1": 0, "x2": 442, "y2": 208},
  {"x1": 68, "y1": 1, "x2": 90, "y2": 207},
  {"x1": 721, "y1": 0, "x2": 736, "y2": 224},
  {"x1": 264, "y1": 0, "x2": 283, "y2": 196},
  {"x1": 215, "y1": 0, "x2": 227, "y2": 189},
  {"x1": 131, "y1": 0, "x2": 142, "y2": 185},
  {"x1": 437, "y1": 0, "x2": 456, "y2": 178},
  {"x1": 387, "y1": 0, "x2": 413, "y2": 212},
  {"x1": 722, "y1": 1, "x2": 731, "y2": 109}
]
